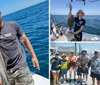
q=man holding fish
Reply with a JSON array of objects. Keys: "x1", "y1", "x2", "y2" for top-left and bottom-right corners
[{"x1": 67, "y1": 3, "x2": 86, "y2": 41}]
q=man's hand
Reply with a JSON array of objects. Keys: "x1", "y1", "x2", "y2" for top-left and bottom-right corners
[
  {"x1": 32, "y1": 57, "x2": 40, "y2": 70},
  {"x1": 51, "y1": 60, "x2": 56, "y2": 63}
]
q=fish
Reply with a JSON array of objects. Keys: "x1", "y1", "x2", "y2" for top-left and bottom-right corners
[
  {"x1": 67, "y1": 3, "x2": 74, "y2": 30},
  {"x1": 0, "y1": 52, "x2": 10, "y2": 85}
]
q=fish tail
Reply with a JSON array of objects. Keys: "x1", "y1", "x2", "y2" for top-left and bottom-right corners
[{"x1": 67, "y1": 3, "x2": 72, "y2": 11}]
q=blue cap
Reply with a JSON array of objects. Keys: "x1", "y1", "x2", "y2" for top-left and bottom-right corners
[{"x1": 94, "y1": 51, "x2": 99, "y2": 54}]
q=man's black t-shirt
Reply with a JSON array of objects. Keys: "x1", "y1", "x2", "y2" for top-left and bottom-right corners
[{"x1": 74, "y1": 17, "x2": 86, "y2": 40}]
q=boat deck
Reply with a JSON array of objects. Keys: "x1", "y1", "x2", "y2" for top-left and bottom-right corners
[
  {"x1": 56, "y1": 69, "x2": 97, "y2": 85},
  {"x1": 55, "y1": 31, "x2": 100, "y2": 41},
  {"x1": 32, "y1": 74, "x2": 49, "y2": 85}
]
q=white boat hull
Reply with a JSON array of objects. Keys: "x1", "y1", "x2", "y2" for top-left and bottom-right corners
[
  {"x1": 55, "y1": 30, "x2": 100, "y2": 41},
  {"x1": 32, "y1": 74, "x2": 49, "y2": 85}
]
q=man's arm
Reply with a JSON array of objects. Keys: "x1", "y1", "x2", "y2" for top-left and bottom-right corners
[{"x1": 20, "y1": 33, "x2": 40, "y2": 70}]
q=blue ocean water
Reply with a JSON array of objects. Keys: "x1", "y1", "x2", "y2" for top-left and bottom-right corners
[
  {"x1": 51, "y1": 15, "x2": 100, "y2": 36},
  {"x1": 3, "y1": 1, "x2": 49, "y2": 78}
]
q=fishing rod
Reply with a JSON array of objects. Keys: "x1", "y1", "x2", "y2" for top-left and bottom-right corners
[
  {"x1": 88, "y1": 0, "x2": 100, "y2": 2},
  {"x1": 70, "y1": 0, "x2": 100, "y2": 5},
  {"x1": 50, "y1": 14, "x2": 55, "y2": 23},
  {"x1": 83, "y1": 0, "x2": 86, "y2": 5},
  {"x1": 71, "y1": 0, "x2": 100, "y2": 2},
  {"x1": 70, "y1": 0, "x2": 86, "y2": 5}
]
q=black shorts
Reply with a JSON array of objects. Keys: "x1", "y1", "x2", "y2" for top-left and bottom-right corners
[
  {"x1": 90, "y1": 72, "x2": 100, "y2": 80},
  {"x1": 74, "y1": 35, "x2": 82, "y2": 41},
  {"x1": 82, "y1": 68, "x2": 89, "y2": 75},
  {"x1": 77, "y1": 67, "x2": 82, "y2": 76}
]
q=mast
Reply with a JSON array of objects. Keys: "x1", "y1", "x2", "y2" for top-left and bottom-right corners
[
  {"x1": 75, "y1": 42, "x2": 77, "y2": 56},
  {"x1": 79, "y1": 44, "x2": 82, "y2": 56}
]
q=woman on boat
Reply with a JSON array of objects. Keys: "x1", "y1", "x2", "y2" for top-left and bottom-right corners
[
  {"x1": 50, "y1": 53, "x2": 61, "y2": 85},
  {"x1": 74, "y1": 10, "x2": 86, "y2": 41},
  {"x1": 71, "y1": 10, "x2": 86, "y2": 41},
  {"x1": 67, "y1": 3, "x2": 86, "y2": 41}
]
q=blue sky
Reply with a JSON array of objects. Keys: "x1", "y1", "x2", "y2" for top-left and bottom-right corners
[
  {"x1": 0, "y1": 0, "x2": 46, "y2": 16},
  {"x1": 51, "y1": 0, "x2": 100, "y2": 15},
  {"x1": 51, "y1": 42, "x2": 100, "y2": 53}
]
